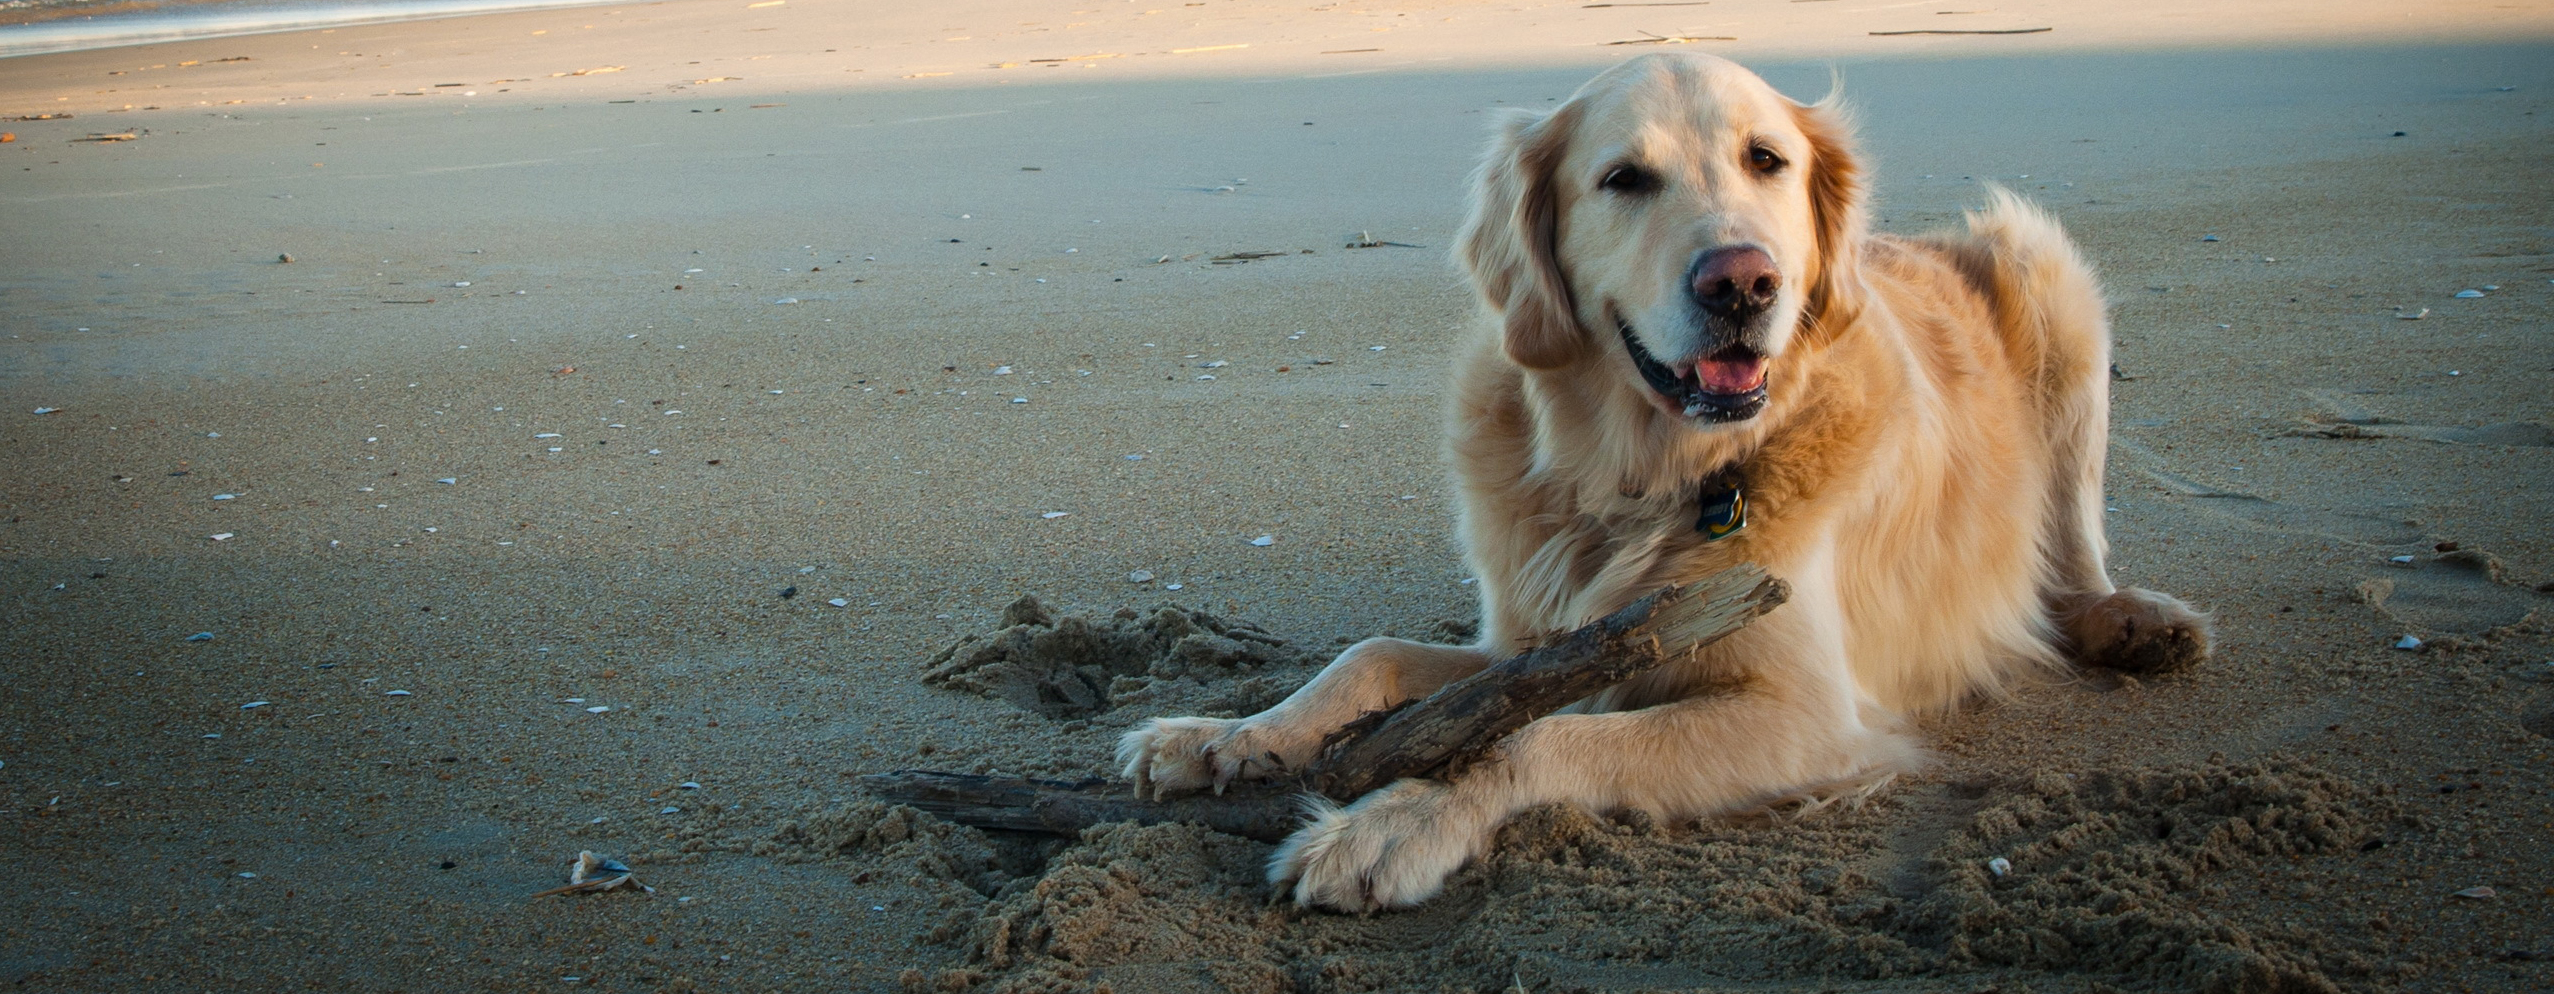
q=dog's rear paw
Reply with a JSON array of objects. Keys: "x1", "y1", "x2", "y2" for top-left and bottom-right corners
[
  {"x1": 1116, "y1": 715, "x2": 1315, "y2": 800},
  {"x1": 2065, "y1": 587, "x2": 2211, "y2": 674}
]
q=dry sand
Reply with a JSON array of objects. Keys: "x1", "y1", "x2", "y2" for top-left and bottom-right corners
[{"x1": 2, "y1": 1, "x2": 2550, "y2": 991}]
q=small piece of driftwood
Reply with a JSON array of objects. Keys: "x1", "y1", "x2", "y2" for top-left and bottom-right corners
[
  {"x1": 1868, "y1": 27, "x2": 2053, "y2": 36},
  {"x1": 1604, "y1": 33, "x2": 1738, "y2": 46},
  {"x1": 860, "y1": 563, "x2": 1786, "y2": 841}
]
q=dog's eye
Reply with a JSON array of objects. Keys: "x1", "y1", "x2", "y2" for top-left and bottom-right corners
[
  {"x1": 1599, "y1": 164, "x2": 1658, "y2": 195},
  {"x1": 1746, "y1": 144, "x2": 1786, "y2": 174}
]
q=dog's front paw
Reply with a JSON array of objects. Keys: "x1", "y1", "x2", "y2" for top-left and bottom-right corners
[
  {"x1": 1116, "y1": 715, "x2": 1317, "y2": 800},
  {"x1": 2066, "y1": 587, "x2": 2212, "y2": 674},
  {"x1": 1269, "y1": 780, "x2": 1479, "y2": 912}
]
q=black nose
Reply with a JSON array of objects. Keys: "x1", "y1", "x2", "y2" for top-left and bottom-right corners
[{"x1": 1689, "y1": 246, "x2": 1781, "y2": 320}]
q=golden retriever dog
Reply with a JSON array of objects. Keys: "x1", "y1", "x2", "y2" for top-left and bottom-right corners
[{"x1": 1120, "y1": 52, "x2": 2212, "y2": 912}]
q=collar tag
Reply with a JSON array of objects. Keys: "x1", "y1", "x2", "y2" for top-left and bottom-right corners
[{"x1": 1696, "y1": 479, "x2": 1747, "y2": 541}]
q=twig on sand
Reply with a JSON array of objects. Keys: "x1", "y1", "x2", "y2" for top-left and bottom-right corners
[
  {"x1": 1346, "y1": 231, "x2": 1425, "y2": 249},
  {"x1": 1605, "y1": 31, "x2": 1737, "y2": 45},
  {"x1": 1869, "y1": 27, "x2": 2053, "y2": 36},
  {"x1": 862, "y1": 563, "x2": 1787, "y2": 841}
]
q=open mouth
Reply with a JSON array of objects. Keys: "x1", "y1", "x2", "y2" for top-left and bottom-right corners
[{"x1": 1618, "y1": 321, "x2": 1768, "y2": 422}]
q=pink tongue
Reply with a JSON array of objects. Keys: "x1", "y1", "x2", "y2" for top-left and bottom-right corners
[{"x1": 1691, "y1": 356, "x2": 1767, "y2": 394}]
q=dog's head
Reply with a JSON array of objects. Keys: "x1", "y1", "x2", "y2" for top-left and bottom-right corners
[{"x1": 1460, "y1": 53, "x2": 1865, "y2": 430}]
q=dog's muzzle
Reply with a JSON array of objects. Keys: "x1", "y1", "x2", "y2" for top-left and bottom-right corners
[{"x1": 1619, "y1": 321, "x2": 1768, "y2": 422}]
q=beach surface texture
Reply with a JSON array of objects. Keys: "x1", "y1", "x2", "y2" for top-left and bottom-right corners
[{"x1": 2, "y1": 1, "x2": 2550, "y2": 990}]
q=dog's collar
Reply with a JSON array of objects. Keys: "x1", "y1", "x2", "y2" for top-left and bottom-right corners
[{"x1": 1695, "y1": 470, "x2": 1747, "y2": 541}]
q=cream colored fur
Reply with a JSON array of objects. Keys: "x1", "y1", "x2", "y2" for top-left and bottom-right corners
[{"x1": 1118, "y1": 53, "x2": 2211, "y2": 913}]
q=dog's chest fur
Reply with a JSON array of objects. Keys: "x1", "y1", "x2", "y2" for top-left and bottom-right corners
[{"x1": 1487, "y1": 349, "x2": 1883, "y2": 641}]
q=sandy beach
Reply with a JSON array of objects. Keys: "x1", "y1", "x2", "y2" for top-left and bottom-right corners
[{"x1": 2, "y1": 1, "x2": 2550, "y2": 991}]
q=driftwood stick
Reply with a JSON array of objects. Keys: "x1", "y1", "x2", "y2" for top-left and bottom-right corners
[
  {"x1": 1309, "y1": 563, "x2": 1785, "y2": 797},
  {"x1": 861, "y1": 563, "x2": 1786, "y2": 840}
]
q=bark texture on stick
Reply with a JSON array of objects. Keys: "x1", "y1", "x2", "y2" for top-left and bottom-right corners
[{"x1": 861, "y1": 563, "x2": 1785, "y2": 841}]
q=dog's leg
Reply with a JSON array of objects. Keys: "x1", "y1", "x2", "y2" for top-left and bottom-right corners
[
  {"x1": 1120, "y1": 638, "x2": 1494, "y2": 799},
  {"x1": 1270, "y1": 601, "x2": 1920, "y2": 911},
  {"x1": 2042, "y1": 391, "x2": 2211, "y2": 676},
  {"x1": 2038, "y1": 358, "x2": 2212, "y2": 674},
  {"x1": 2031, "y1": 300, "x2": 2211, "y2": 673},
  {"x1": 1979, "y1": 191, "x2": 2213, "y2": 676}
]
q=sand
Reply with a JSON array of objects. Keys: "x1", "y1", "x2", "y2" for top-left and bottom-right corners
[{"x1": 1, "y1": 1, "x2": 2549, "y2": 991}]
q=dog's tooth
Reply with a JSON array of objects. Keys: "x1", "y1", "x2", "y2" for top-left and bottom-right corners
[{"x1": 1683, "y1": 401, "x2": 1706, "y2": 417}]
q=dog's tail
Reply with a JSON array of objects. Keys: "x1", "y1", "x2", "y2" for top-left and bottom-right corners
[
  {"x1": 1948, "y1": 188, "x2": 2120, "y2": 616},
  {"x1": 1953, "y1": 187, "x2": 2111, "y2": 403}
]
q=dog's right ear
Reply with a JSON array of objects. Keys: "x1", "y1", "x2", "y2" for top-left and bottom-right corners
[{"x1": 1458, "y1": 104, "x2": 1586, "y2": 370}]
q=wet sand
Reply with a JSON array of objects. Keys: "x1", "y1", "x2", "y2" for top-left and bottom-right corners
[{"x1": 2, "y1": 1, "x2": 2550, "y2": 991}]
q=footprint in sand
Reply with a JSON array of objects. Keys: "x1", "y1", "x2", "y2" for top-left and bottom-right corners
[
  {"x1": 2109, "y1": 438, "x2": 2425, "y2": 547},
  {"x1": 2355, "y1": 549, "x2": 2548, "y2": 635},
  {"x1": 2286, "y1": 388, "x2": 2554, "y2": 447},
  {"x1": 2523, "y1": 694, "x2": 2554, "y2": 739}
]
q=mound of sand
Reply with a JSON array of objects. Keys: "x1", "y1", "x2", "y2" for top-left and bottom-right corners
[
  {"x1": 921, "y1": 595, "x2": 1323, "y2": 720},
  {"x1": 813, "y1": 757, "x2": 2408, "y2": 994}
]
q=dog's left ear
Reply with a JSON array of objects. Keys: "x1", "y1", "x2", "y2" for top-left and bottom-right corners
[{"x1": 1790, "y1": 96, "x2": 1868, "y2": 345}]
